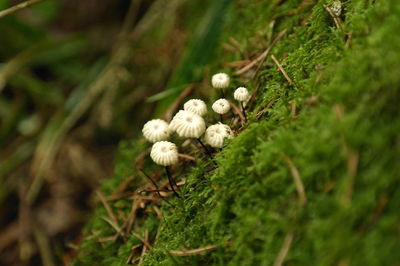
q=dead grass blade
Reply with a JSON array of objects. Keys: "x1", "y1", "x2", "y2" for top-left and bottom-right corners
[
  {"x1": 169, "y1": 241, "x2": 232, "y2": 256},
  {"x1": 138, "y1": 230, "x2": 150, "y2": 264},
  {"x1": 271, "y1": 55, "x2": 295, "y2": 85},
  {"x1": 235, "y1": 29, "x2": 287, "y2": 76},
  {"x1": 132, "y1": 231, "x2": 152, "y2": 250},
  {"x1": 229, "y1": 101, "x2": 246, "y2": 122},
  {"x1": 96, "y1": 190, "x2": 119, "y2": 226},
  {"x1": 273, "y1": 231, "x2": 294, "y2": 266},
  {"x1": 164, "y1": 85, "x2": 195, "y2": 121},
  {"x1": 281, "y1": 154, "x2": 307, "y2": 206},
  {"x1": 178, "y1": 153, "x2": 196, "y2": 161},
  {"x1": 343, "y1": 151, "x2": 359, "y2": 206},
  {"x1": 323, "y1": 4, "x2": 343, "y2": 29},
  {"x1": 0, "y1": 0, "x2": 46, "y2": 19}
]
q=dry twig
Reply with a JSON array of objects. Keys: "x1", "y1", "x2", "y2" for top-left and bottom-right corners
[
  {"x1": 96, "y1": 191, "x2": 119, "y2": 226},
  {"x1": 164, "y1": 85, "x2": 195, "y2": 121},
  {"x1": 281, "y1": 154, "x2": 307, "y2": 206},
  {"x1": 289, "y1": 100, "x2": 297, "y2": 119},
  {"x1": 271, "y1": 55, "x2": 295, "y2": 85},
  {"x1": 256, "y1": 96, "x2": 278, "y2": 120},
  {"x1": 132, "y1": 231, "x2": 152, "y2": 250},
  {"x1": 169, "y1": 241, "x2": 232, "y2": 256},
  {"x1": 323, "y1": 4, "x2": 343, "y2": 29},
  {"x1": 138, "y1": 230, "x2": 150, "y2": 264},
  {"x1": 229, "y1": 101, "x2": 246, "y2": 122},
  {"x1": 124, "y1": 201, "x2": 139, "y2": 235},
  {"x1": 273, "y1": 231, "x2": 294, "y2": 266},
  {"x1": 0, "y1": 0, "x2": 46, "y2": 19},
  {"x1": 235, "y1": 29, "x2": 287, "y2": 76},
  {"x1": 178, "y1": 153, "x2": 196, "y2": 161},
  {"x1": 343, "y1": 151, "x2": 359, "y2": 205}
]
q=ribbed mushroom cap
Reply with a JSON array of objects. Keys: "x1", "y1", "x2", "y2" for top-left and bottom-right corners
[
  {"x1": 204, "y1": 123, "x2": 234, "y2": 148},
  {"x1": 212, "y1": 98, "x2": 231, "y2": 114},
  {"x1": 150, "y1": 141, "x2": 179, "y2": 166},
  {"x1": 211, "y1": 73, "x2": 230, "y2": 89},
  {"x1": 169, "y1": 110, "x2": 187, "y2": 133},
  {"x1": 184, "y1": 99, "x2": 207, "y2": 116},
  {"x1": 234, "y1": 87, "x2": 250, "y2": 102},
  {"x1": 142, "y1": 119, "x2": 170, "y2": 143},
  {"x1": 173, "y1": 110, "x2": 206, "y2": 138}
]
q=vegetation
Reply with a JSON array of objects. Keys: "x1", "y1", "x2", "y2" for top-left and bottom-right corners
[{"x1": 73, "y1": 0, "x2": 400, "y2": 265}]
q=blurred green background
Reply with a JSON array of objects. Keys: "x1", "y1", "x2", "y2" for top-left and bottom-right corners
[{"x1": 0, "y1": 0, "x2": 230, "y2": 264}]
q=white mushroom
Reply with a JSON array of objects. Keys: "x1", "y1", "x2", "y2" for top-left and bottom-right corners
[
  {"x1": 169, "y1": 110, "x2": 188, "y2": 133},
  {"x1": 212, "y1": 98, "x2": 231, "y2": 115},
  {"x1": 142, "y1": 119, "x2": 170, "y2": 143},
  {"x1": 183, "y1": 99, "x2": 207, "y2": 116},
  {"x1": 173, "y1": 110, "x2": 206, "y2": 139},
  {"x1": 234, "y1": 87, "x2": 250, "y2": 102},
  {"x1": 204, "y1": 123, "x2": 234, "y2": 148},
  {"x1": 211, "y1": 73, "x2": 230, "y2": 89},
  {"x1": 330, "y1": 1, "x2": 342, "y2": 16},
  {"x1": 150, "y1": 141, "x2": 179, "y2": 166}
]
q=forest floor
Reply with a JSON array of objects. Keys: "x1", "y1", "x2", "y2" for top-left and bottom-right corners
[{"x1": 70, "y1": 0, "x2": 400, "y2": 265}]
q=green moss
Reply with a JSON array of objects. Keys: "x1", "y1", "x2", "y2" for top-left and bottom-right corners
[{"x1": 75, "y1": 0, "x2": 400, "y2": 265}]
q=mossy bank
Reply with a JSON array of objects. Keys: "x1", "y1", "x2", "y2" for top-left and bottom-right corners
[{"x1": 74, "y1": 0, "x2": 400, "y2": 265}]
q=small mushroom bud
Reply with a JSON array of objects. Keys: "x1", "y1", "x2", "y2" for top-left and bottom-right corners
[
  {"x1": 150, "y1": 141, "x2": 179, "y2": 166},
  {"x1": 330, "y1": 1, "x2": 342, "y2": 16},
  {"x1": 184, "y1": 99, "x2": 207, "y2": 116},
  {"x1": 211, "y1": 73, "x2": 230, "y2": 89},
  {"x1": 204, "y1": 123, "x2": 234, "y2": 148},
  {"x1": 174, "y1": 110, "x2": 206, "y2": 139},
  {"x1": 234, "y1": 87, "x2": 250, "y2": 102},
  {"x1": 212, "y1": 98, "x2": 231, "y2": 115},
  {"x1": 142, "y1": 119, "x2": 170, "y2": 143},
  {"x1": 234, "y1": 87, "x2": 250, "y2": 121}
]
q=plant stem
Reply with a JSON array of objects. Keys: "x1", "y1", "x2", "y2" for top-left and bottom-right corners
[
  {"x1": 196, "y1": 138, "x2": 213, "y2": 159},
  {"x1": 165, "y1": 166, "x2": 180, "y2": 198},
  {"x1": 139, "y1": 168, "x2": 173, "y2": 205},
  {"x1": 220, "y1": 114, "x2": 223, "y2": 123},
  {"x1": 220, "y1": 88, "x2": 226, "y2": 98},
  {"x1": 241, "y1": 102, "x2": 247, "y2": 121}
]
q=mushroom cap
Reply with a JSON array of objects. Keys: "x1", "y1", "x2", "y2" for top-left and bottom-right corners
[
  {"x1": 169, "y1": 110, "x2": 188, "y2": 133},
  {"x1": 142, "y1": 119, "x2": 170, "y2": 143},
  {"x1": 212, "y1": 98, "x2": 231, "y2": 114},
  {"x1": 330, "y1": 1, "x2": 342, "y2": 16},
  {"x1": 150, "y1": 141, "x2": 179, "y2": 166},
  {"x1": 172, "y1": 110, "x2": 206, "y2": 138},
  {"x1": 204, "y1": 123, "x2": 234, "y2": 148},
  {"x1": 184, "y1": 99, "x2": 207, "y2": 116},
  {"x1": 234, "y1": 87, "x2": 250, "y2": 102},
  {"x1": 211, "y1": 73, "x2": 230, "y2": 89}
]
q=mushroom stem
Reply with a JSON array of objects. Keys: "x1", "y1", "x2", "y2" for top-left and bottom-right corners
[
  {"x1": 139, "y1": 168, "x2": 173, "y2": 205},
  {"x1": 165, "y1": 166, "x2": 180, "y2": 198},
  {"x1": 196, "y1": 138, "x2": 213, "y2": 160},
  {"x1": 220, "y1": 88, "x2": 226, "y2": 99},
  {"x1": 240, "y1": 102, "x2": 247, "y2": 121},
  {"x1": 219, "y1": 114, "x2": 223, "y2": 123}
]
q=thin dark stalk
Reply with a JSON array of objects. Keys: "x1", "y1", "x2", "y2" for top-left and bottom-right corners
[
  {"x1": 196, "y1": 138, "x2": 213, "y2": 159},
  {"x1": 220, "y1": 88, "x2": 226, "y2": 98},
  {"x1": 139, "y1": 168, "x2": 173, "y2": 205},
  {"x1": 220, "y1": 114, "x2": 223, "y2": 123},
  {"x1": 241, "y1": 102, "x2": 247, "y2": 121},
  {"x1": 165, "y1": 166, "x2": 180, "y2": 198}
]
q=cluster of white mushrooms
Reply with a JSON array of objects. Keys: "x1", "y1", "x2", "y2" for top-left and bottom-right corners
[{"x1": 141, "y1": 72, "x2": 251, "y2": 197}]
